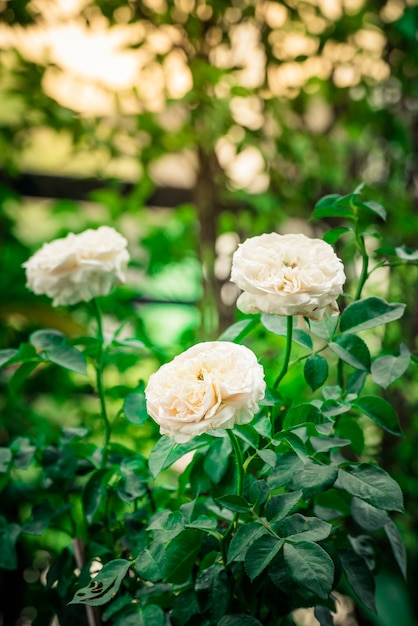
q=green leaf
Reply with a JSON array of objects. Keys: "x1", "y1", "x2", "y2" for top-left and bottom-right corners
[
  {"x1": 261, "y1": 314, "x2": 313, "y2": 349},
  {"x1": 353, "y1": 396, "x2": 402, "y2": 436},
  {"x1": 360, "y1": 200, "x2": 386, "y2": 221},
  {"x1": 23, "y1": 501, "x2": 56, "y2": 535},
  {"x1": 378, "y1": 244, "x2": 418, "y2": 261},
  {"x1": 0, "y1": 448, "x2": 12, "y2": 473},
  {"x1": 14, "y1": 343, "x2": 39, "y2": 362},
  {"x1": 0, "y1": 518, "x2": 21, "y2": 569},
  {"x1": 350, "y1": 497, "x2": 388, "y2": 531},
  {"x1": 148, "y1": 436, "x2": 208, "y2": 478},
  {"x1": 186, "y1": 515, "x2": 217, "y2": 531},
  {"x1": 273, "y1": 514, "x2": 332, "y2": 543},
  {"x1": 69, "y1": 559, "x2": 131, "y2": 606},
  {"x1": 113, "y1": 606, "x2": 165, "y2": 626},
  {"x1": 347, "y1": 370, "x2": 367, "y2": 396},
  {"x1": 340, "y1": 298, "x2": 406, "y2": 334},
  {"x1": 148, "y1": 510, "x2": 184, "y2": 541},
  {"x1": 329, "y1": 334, "x2": 371, "y2": 371},
  {"x1": 218, "y1": 318, "x2": 258, "y2": 342},
  {"x1": 337, "y1": 465, "x2": 404, "y2": 512},
  {"x1": 267, "y1": 453, "x2": 304, "y2": 489},
  {"x1": 314, "y1": 606, "x2": 335, "y2": 626},
  {"x1": 227, "y1": 522, "x2": 268, "y2": 563},
  {"x1": 274, "y1": 432, "x2": 308, "y2": 460},
  {"x1": 218, "y1": 616, "x2": 263, "y2": 626},
  {"x1": 283, "y1": 404, "x2": 329, "y2": 430},
  {"x1": 384, "y1": 518, "x2": 407, "y2": 579},
  {"x1": 171, "y1": 590, "x2": 201, "y2": 625},
  {"x1": 283, "y1": 541, "x2": 334, "y2": 599},
  {"x1": 321, "y1": 400, "x2": 351, "y2": 418},
  {"x1": 313, "y1": 194, "x2": 353, "y2": 219},
  {"x1": 116, "y1": 457, "x2": 148, "y2": 502},
  {"x1": 102, "y1": 595, "x2": 133, "y2": 622},
  {"x1": 323, "y1": 226, "x2": 352, "y2": 245},
  {"x1": 148, "y1": 436, "x2": 176, "y2": 478},
  {"x1": 309, "y1": 436, "x2": 351, "y2": 453},
  {"x1": 308, "y1": 317, "x2": 338, "y2": 340},
  {"x1": 245, "y1": 535, "x2": 284, "y2": 581},
  {"x1": 371, "y1": 344, "x2": 410, "y2": 389},
  {"x1": 195, "y1": 563, "x2": 229, "y2": 621},
  {"x1": 266, "y1": 491, "x2": 302, "y2": 522},
  {"x1": 0, "y1": 349, "x2": 18, "y2": 368},
  {"x1": 292, "y1": 462, "x2": 338, "y2": 498},
  {"x1": 46, "y1": 345, "x2": 87, "y2": 375},
  {"x1": 304, "y1": 355, "x2": 329, "y2": 391},
  {"x1": 111, "y1": 337, "x2": 146, "y2": 351},
  {"x1": 123, "y1": 392, "x2": 148, "y2": 425},
  {"x1": 30, "y1": 329, "x2": 66, "y2": 349},
  {"x1": 259, "y1": 387, "x2": 283, "y2": 407},
  {"x1": 82, "y1": 468, "x2": 112, "y2": 524},
  {"x1": 339, "y1": 548, "x2": 376, "y2": 612},
  {"x1": 134, "y1": 542, "x2": 164, "y2": 582},
  {"x1": 8, "y1": 362, "x2": 39, "y2": 394},
  {"x1": 250, "y1": 480, "x2": 270, "y2": 506},
  {"x1": 11, "y1": 437, "x2": 35, "y2": 469},
  {"x1": 203, "y1": 436, "x2": 231, "y2": 483},
  {"x1": 163, "y1": 529, "x2": 202, "y2": 584},
  {"x1": 216, "y1": 494, "x2": 251, "y2": 513},
  {"x1": 234, "y1": 424, "x2": 260, "y2": 449},
  {"x1": 135, "y1": 605, "x2": 165, "y2": 626},
  {"x1": 336, "y1": 416, "x2": 365, "y2": 455},
  {"x1": 256, "y1": 449, "x2": 277, "y2": 466}
]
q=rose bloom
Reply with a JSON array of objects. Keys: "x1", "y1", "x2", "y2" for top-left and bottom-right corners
[
  {"x1": 145, "y1": 341, "x2": 266, "y2": 443},
  {"x1": 230, "y1": 233, "x2": 346, "y2": 319},
  {"x1": 23, "y1": 226, "x2": 130, "y2": 306}
]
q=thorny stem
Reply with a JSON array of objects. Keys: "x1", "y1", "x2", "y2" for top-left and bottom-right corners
[
  {"x1": 273, "y1": 315, "x2": 293, "y2": 389},
  {"x1": 92, "y1": 298, "x2": 111, "y2": 469}
]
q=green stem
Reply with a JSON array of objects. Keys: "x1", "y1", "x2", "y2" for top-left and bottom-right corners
[
  {"x1": 337, "y1": 357, "x2": 344, "y2": 390},
  {"x1": 227, "y1": 429, "x2": 244, "y2": 497},
  {"x1": 221, "y1": 430, "x2": 245, "y2": 564},
  {"x1": 354, "y1": 234, "x2": 369, "y2": 301},
  {"x1": 92, "y1": 298, "x2": 111, "y2": 468},
  {"x1": 273, "y1": 315, "x2": 293, "y2": 388}
]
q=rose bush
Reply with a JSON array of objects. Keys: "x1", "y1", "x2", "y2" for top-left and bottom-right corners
[
  {"x1": 145, "y1": 341, "x2": 266, "y2": 442},
  {"x1": 0, "y1": 189, "x2": 411, "y2": 626},
  {"x1": 230, "y1": 232, "x2": 346, "y2": 319},
  {"x1": 23, "y1": 226, "x2": 130, "y2": 306}
]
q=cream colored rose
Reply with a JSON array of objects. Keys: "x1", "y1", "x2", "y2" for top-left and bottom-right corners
[
  {"x1": 230, "y1": 233, "x2": 346, "y2": 319},
  {"x1": 145, "y1": 341, "x2": 266, "y2": 443},
  {"x1": 23, "y1": 226, "x2": 130, "y2": 306}
]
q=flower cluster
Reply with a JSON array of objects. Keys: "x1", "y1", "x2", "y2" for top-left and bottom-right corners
[{"x1": 24, "y1": 227, "x2": 345, "y2": 439}]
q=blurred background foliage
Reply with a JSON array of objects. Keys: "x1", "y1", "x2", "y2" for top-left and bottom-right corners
[{"x1": 0, "y1": 0, "x2": 418, "y2": 624}]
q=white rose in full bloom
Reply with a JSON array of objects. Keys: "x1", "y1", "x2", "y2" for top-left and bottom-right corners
[
  {"x1": 23, "y1": 226, "x2": 130, "y2": 306},
  {"x1": 145, "y1": 341, "x2": 266, "y2": 443},
  {"x1": 230, "y1": 233, "x2": 346, "y2": 319}
]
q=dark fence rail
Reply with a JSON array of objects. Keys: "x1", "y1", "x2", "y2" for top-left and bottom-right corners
[{"x1": 0, "y1": 171, "x2": 193, "y2": 206}]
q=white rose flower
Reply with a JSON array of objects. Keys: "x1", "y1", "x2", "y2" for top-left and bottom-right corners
[
  {"x1": 23, "y1": 226, "x2": 130, "y2": 306},
  {"x1": 145, "y1": 341, "x2": 266, "y2": 443},
  {"x1": 230, "y1": 233, "x2": 346, "y2": 320}
]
